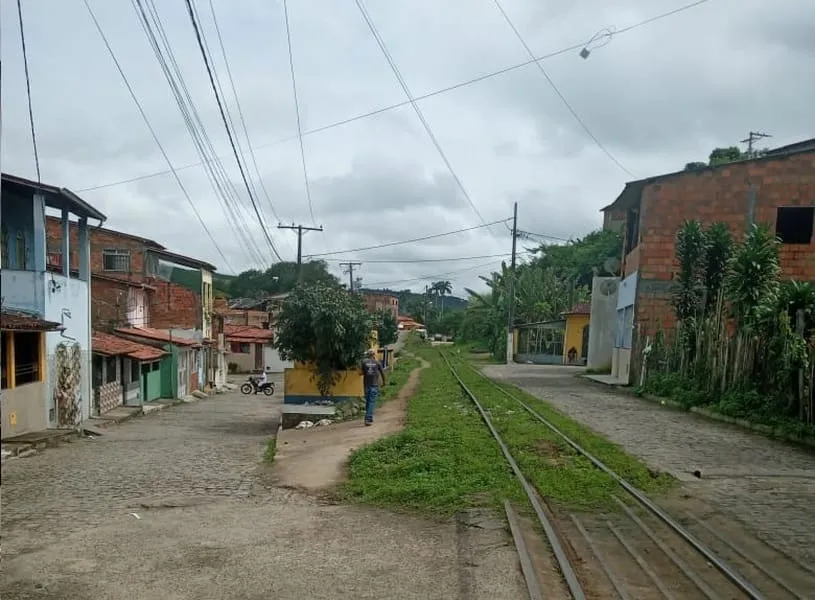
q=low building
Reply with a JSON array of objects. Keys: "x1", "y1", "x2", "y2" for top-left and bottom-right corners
[
  {"x1": 1, "y1": 173, "x2": 106, "y2": 433},
  {"x1": 91, "y1": 331, "x2": 167, "y2": 412},
  {"x1": 561, "y1": 303, "x2": 591, "y2": 365},
  {"x1": 600, "y1": 137, "x2": 815, "y2": 384},
  {"x1": 361, "y1": 292, "x2": 399, "y2": 317},
  {"x1": 224, "y1": 325, "x2": 285, "y2": 373}
]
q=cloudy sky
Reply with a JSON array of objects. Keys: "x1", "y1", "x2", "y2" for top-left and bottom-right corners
[{"x1": 2, "y1": 0, "x2": 812, "y2": 294}]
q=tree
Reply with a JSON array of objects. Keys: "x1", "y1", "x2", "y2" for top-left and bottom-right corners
[
  {"x1": 430, "y1": 280, "x2": 453, "y2": 316},
  {"x1": 708, "y1": 146, "x2": 744, "y2": 166},
  {"x1": 228, "y1": 261, "x2": 339, "y2": 297},
  {"x1": 375, "y1": 308, "x2": 398, "y2": 346},
  {"x1": 274, "y1": 283, "x2": 373, "y2": 396}
]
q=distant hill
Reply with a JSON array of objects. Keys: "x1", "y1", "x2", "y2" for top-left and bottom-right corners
[{"x1": 360, "y1": 287, "x2": 468, "y2": 315}]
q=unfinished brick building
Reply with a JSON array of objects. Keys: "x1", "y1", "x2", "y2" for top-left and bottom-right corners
[{"x1": 601, "y1": 138, "x2": 815, "y2": 384}]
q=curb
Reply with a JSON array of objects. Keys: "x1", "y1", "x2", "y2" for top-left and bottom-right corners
[{"x1": 637, "y1": 393, "x2": 815, "y2": 450}]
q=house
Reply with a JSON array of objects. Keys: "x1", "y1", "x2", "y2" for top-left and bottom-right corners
[
  {"x1": 223, "y1": 325, "x2": 290, "y2": 374},
  {"x1": 114, "y1": 327, "x2": 201, "y2": 399},
  {"x1": 45, "y1": 218, "x2": 225, "y2": 390},
  {"x1": 91, "y1": 331, "x2": 167, "y2": 412},
  {"x1": 600, "y1": 137, "x2": 815, "y2": 384},
  {"x1": 561, "y1": 303, "x2": 591, "y2": 365},
  {"x1": 361, "y1": 292, "x2": 399, "y2": 317},
  {"x1": 1, "y1": 173, "x2": 106, "y2": 436},
  {"x1": 396, "y1": 315, "x2": 423, "y2": 330}
]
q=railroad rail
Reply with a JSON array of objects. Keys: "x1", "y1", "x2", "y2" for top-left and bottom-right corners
[{"x1": 441, "y1": 351, "x2": 814, "y2": 600}]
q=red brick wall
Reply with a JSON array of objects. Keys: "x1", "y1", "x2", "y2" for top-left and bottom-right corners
[
  {"x1": 91, "y1": 277, "x2": 132, "y2": 328},
  {"x1": 46, "y1": 216, "x2": 158, "y2": 281},
  {"x1": 362, "y1": 293, "x2": 399, "y2": 317},
  {"x1": 150, "y1": 280, "x2": 200, "y2": 330},
  {"x1": 603, "y1": 207, "x2": 626, "y2": 234}
]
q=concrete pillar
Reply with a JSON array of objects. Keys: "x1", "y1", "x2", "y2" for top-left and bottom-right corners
[
  {"x1": 78, "y1": 217, "x2": 90, "y2": 282},
  {"x1": 32, "y1": 192, "x2": 47, "y2": 272},
  {"x1": 61, "y1": 208, "x2": 70, "y2": 278}
]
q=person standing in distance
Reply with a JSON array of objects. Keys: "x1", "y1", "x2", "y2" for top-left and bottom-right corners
[{"x1": 361, "y1": 348, "x2": 386, "y2": 426}]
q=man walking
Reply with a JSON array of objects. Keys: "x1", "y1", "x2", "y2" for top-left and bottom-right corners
[{"x1": 361, "y1": 348, "x2": 386, "y2": 426}]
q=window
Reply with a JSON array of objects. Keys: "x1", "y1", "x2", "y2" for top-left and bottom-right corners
[
  {"x1": 14, "y1": 332, "x2": 41, "y2": 386},
  {"x1": 93, "y1": 355, "x2": 104, "y2": 388},
  {"x1": 1, "y1": 332, "x2": 9, "y2": 389},
  {"x1": 103, "y1": 248, "x2": 131, "y2": 272},
  {"x1": 47, "y1": 242, "x2": 63, "y2": 270},
  {"x1": 15, "y1": 231, "x2": 27, "y2": 269},
  {"x1": 624, "y1": 207, "x2": 640, "y2": 255},
  {"x1": 105, "y1": 356, "x2": 118, "y2": 383},
  {"x1": 230, "y1": 342, "x2": 250, "y2": 354},
  {"x1": 776, "y1": 207, "x2": 814, "y2": 245},
  {"x1": 130, "y1": 359, "x2": 140, "y2": 383}
]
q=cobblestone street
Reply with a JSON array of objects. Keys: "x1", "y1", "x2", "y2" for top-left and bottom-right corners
[
  {"x1": 484, "y1": 363, "x2": 815, "y2": 566},
  {"x1": 0, "y1": 383, "x2": 523, "y2": 600}
]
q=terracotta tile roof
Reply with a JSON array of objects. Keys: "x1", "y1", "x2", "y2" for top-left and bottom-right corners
[
  {"x1": 562, "y1": 303, "x2": 592, "y2": 316},
  {"x1": 114, "y1": 327, "x2": 200, "y2": 347},
  {"x1": 93, "y1": 331, "x2": 167, "y2": 361},
  {"x1": 224, "y1": 325, "x2": 275, "y2": 342},
  {"x1": 1, "y1": 310, "x2": 64, "y2": 332}
]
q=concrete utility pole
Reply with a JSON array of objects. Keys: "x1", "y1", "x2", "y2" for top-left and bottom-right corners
[
  {"x1": 740, "y1": 131, "x2": 772, "y2": 159},
  {"x1": 340, "y1": 262, "x2": 361, "y2": 292},
  {"x1": 277, "y1": 223, "x2": 323, "y2": 279},
  {"x1": 506, "y1": 202, "x2": 518, "y2": 365}
]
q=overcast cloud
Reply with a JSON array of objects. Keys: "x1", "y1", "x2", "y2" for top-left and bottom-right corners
[{"x1": 2, "y1": 0, "x2": 813, "y2": 295}]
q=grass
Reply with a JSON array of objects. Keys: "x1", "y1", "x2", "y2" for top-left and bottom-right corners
[
  {"x1": 263, "y1": 437, "x2": 277, "y2": 463},
  {"x1": 341, "y1": 341, "x2": 674, "y2": 515},
  {"x1": 378, "y1": 354, "x2": 421, "y2": 407}
]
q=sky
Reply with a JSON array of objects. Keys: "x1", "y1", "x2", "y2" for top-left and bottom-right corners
[{"x1": 2, "y1": 0, "x2": 813, "y2": 296}]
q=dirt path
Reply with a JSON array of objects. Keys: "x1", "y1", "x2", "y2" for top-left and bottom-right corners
[{"x1": 273, "y1": 357, "x2": 430, "y2": 491}]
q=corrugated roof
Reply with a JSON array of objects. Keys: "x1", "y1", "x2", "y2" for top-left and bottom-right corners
[
  {"x1": 562, "y1": 303, "x2": 591, "y2": 316},
  {"x1": 114, "y1": 327, "x2": 200, "y2": 347},
  {"x1": 92, "y1": 331, "x2": 167, "y2": 361},
  {"x1": 1, "y1": 310, "x2": 64, "y2": 332}
]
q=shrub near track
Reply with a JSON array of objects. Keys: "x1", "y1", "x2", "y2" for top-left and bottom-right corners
[{"x1": 342, "y1": 344, "x2": 674, "y2": 515}]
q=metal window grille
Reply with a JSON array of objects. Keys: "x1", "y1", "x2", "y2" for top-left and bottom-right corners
[{"x1": 103, "y1": 249, "x2": 131, "y2": 272}]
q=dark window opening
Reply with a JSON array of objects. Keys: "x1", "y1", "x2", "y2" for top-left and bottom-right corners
[
  {"x1": 130, "y1": 360, "x2": 140, "y2": 383},
  {"x1": 1, "y1": 332, "x2": 9, "y2": 389},
  {"x1": 625, "y1": 207, "x2": 640, "y2": 255},
  {"x1": 103, "y1": 248, "x2": 131, "y2": 272},
  {"x1": 14, "y1": 332, "x2": 41, "y2": 386},
  {"x1": 776, "y1": 207, "x2": 814, "y2": 245},
  {"x1": 105, "y1": 356, "x2": 118, "y2": 384},
  {"x1": 93, "y1": 355, "x2": 104, "y2": 388}
]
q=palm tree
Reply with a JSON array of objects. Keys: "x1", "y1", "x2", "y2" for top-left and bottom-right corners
[{"x1": 431, "y1": 280, "x2": 453, "y2": 316}]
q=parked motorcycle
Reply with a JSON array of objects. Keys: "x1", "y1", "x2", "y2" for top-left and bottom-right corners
[{"x1": 240, "y1": 376, "x2": 275, "y2": 396}]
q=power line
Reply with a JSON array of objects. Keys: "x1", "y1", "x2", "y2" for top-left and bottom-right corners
[
  {"x1": 16, "y1": 0, "x2": 40, "y2": 182},
  {"x1": 74, "y1": 1, "x2": 711, "y2": 194},
  {"x1": 354, "y1": 0, "x2": 487, "y2": 226},
  {"x1": 207, "y1": 0, "x2": 287, "y2": 231},
  {"x1": 362, "y1": 260, "x2": 503, "y2": 288},
  {"x1": 82, "y1": 0, "x2": 233, "y2": 272},
  {"x1": 282, "y1": 0, "x2": 317, "y2": 226},
  {"x1": 323, "y1": 251, "x2": 534, "y2": 264},
  {"x1": 182, "y1": 0, "x2": 282, "y2": 262},
  {"x1": 491, "y1": 0, "x2": 634, "y2": 177},
  {"x1": 340, "y1": 261, "x2": 362, "y2": 292},
  {"x1": 307, "y1": 218, "x2": 509, "y2": 257}
]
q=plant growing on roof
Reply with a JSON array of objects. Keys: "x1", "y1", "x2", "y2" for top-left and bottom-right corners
[{"x1": 274, "y1": 282, "x2": 373, "y2": 397}]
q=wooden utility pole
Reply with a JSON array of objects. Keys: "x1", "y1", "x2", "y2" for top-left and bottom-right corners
[
  {"x1": 506, "y1": 202, "x2": 518, "y2": 364},
  {"x1": 277, "y1": 223, "x2": 323, "y2": 279},
  {"x1": 340, "y1": 261, "x2": 362, "y2": 292}
]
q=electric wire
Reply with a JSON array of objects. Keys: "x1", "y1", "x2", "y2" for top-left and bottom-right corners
[
  {"x1": 307, "y1": 218, "x2": 510, "y2": 258},
  {"x1": 361, "y1": 260, "x2": 505, "y2": 288},
  {"x1": 16, "y1": 0, "x2": 40, "y2": 182},
  {"x1": 74, "y1": 0, "x2": 711, "y2": 193},
  {"x1": 282, "y1": 0, "x2": 317, "y2": 226},
  {"x1": 182, "y1": 0, "x2": 282, "y2": 262},
  {"x1": 322, "y1": 250, "x2": 534, "y2": 264},
  {"x1": 134, "y1": 0, "x2": 268, "y2": 267},
  {"x1": 353, "y1": 0, "x2": 488, "y2": 226},
  {"x1": 81, "y1": 0, "x2": 234, "y2": 272},
  {"x1": 207, "y1": 0, "x2": 293, "y2": 257},
  {"x1": 491, "y1": 0, "x2": 635, "y2": 177}
]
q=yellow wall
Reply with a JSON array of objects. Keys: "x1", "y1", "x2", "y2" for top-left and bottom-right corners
[
  {"x1": 284, "y1": 364, "x2": 363, "y2": 400},
  {"x1": 562, "y1": 314, "x2": 590, "y2": 363}
]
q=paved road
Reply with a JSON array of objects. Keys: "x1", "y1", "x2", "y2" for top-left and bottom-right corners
[
  {"x1": 483, "y1": 364, "x2": 815, "y2": 566},
  {"x1": 1, "y1": 376, "x2": 523, "y2": 600}
]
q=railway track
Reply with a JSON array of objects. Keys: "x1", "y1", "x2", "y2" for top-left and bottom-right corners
[{"x1": 441, "y1": 352, "x2": 815, "y2": 600}]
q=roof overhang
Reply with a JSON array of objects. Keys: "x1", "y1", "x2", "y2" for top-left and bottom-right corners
[{"x1": 2, "y1": 172, "x2": 107, "y2": 223}]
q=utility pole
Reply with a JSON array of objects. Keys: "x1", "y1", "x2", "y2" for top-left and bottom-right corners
[
  {"x1": 277, "y1": 223, "x2": 323, "y2": 279},
  {"x1": 340, "y1": 261, "x2": 361, "y2": 292},
  {"x1": 506, "y1": 202, "x2": 518, "y2": 365},
  {"x1": 740, "y1": 131, "x2": 772, "y2": 159}
]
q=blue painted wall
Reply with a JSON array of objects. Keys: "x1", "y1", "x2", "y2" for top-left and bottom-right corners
[{"x1": 1, "y1": 190, "x2": 36, "y2": 270}]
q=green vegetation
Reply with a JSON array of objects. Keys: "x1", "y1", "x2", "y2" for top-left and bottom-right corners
[
  {"x1": 374, "y1": 308, "x2": 398, "y2": 346},
  {"x1": 263, "y1": 437, "x2": 277, "y2": 463},
  {"x1": 684, "y1": 146, "x2": 769, "y2": 171},
  {"x1": 274, "y1": 283, "x2": 372, "y2": 396},
  {"x1": 222, "y1": 260, "x2": 340, "y2": 298},
  {"x1": 378, "y1": 354, "x2": 420, "y2": 407},
  {"x1": 341, "y1": 341, "x2": 672, "y2": 515},
  {"x1": 641, "y1": 221, "x2": 815, "y2": 433},
  {"x1": 455, "y1": 229, "x2": 622, "y2": 360}
]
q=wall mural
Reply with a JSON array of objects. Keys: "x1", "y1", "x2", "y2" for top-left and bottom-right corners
[{"x1": 54, "y1": 342, "x2": 82, "y2": 427}]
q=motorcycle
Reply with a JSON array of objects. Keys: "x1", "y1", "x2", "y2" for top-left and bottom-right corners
[{"x1": 240, "y1": 375, "x2": 275, "y2": 396}]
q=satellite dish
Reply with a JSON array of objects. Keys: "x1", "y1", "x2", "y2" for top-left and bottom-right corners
[
  {"x1": 599, "y1": 279, "x2": 618, "y2": 297},
  {"x1": 603, "y1": 257, "x2": 621, "y2": 275}
]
